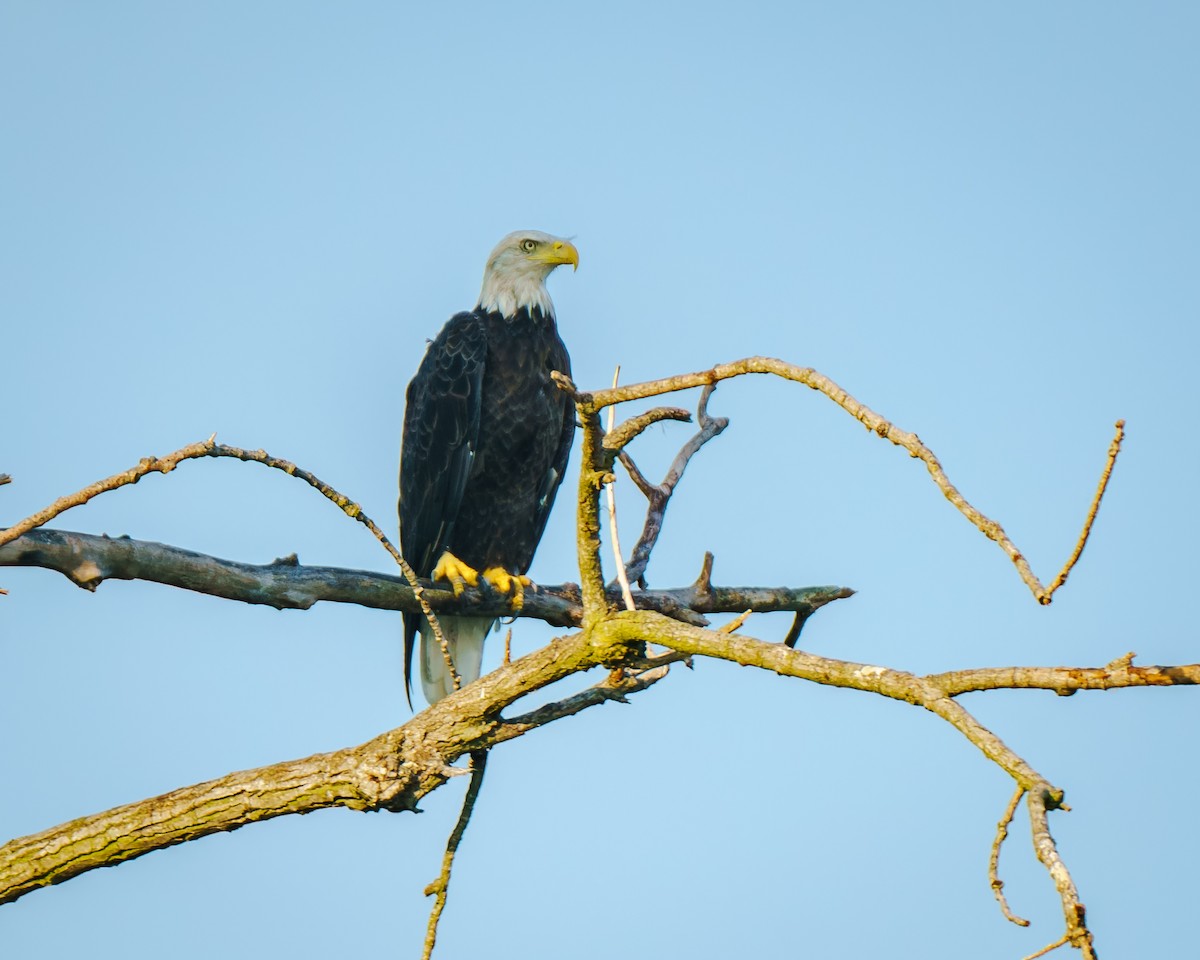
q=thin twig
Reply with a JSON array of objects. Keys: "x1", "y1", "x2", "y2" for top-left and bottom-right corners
[
  {"x1": 581, "y1": 357, "x2": 1124, "y2": 605},
  {"x1": 0, "y1": 437, "x2": 449, "y2": 657},
  {"x1": 618, "y1": 383, "x2": 729, "y2": 586},
  {"x1": 1021, "y1": 933, "x2": 1071, "y2": 960},
  {"x1": 421, "y1": 749, "x2": 488, "y2": 960},
  {"x1": 503, "y1": 627, "x2": 512, "y2": 666},
  {"x1": 990, "y1": 786, "x2": 1030, "y2": 926},
  {"x1": 606, "y1": 366, "x2": 636, "y2": 612},
  {"x1": 201, "y1": 441, "x2": 449, "y2": 663},
  {"x1": 616, "y1": 450, "x2": 657, "y2": 499},
  {"x1": 604, "y1": 406, "x2": 692, "y2": 452},
  {"x1": 0, "y1": 439, "x2": 217, "y2": 549},
  {"x1": 500, "y1": 656, "x2": 677, "y2": 732},
  {"x1": 1044, "y1": 419, "x2": 1124, "y2": 599}
]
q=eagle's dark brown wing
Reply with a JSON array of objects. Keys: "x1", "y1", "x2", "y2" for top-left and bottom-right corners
[{"x1": 398, "y1": 311, "x2": 487, "y2": 697}]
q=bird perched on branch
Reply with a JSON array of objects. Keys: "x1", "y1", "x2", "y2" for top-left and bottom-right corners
[{"x1": 399, "y1": 230, "x2": 578, "y2": 705}]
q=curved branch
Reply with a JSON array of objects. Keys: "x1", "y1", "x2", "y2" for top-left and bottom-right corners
[
  {"x1": 0, "y1": 361, "x2": 1154, "y2": 958},
  {"x1": 0, "y1": 436, "x2": 455, "y2": 677},
  {"x1": 603, "y1": 406, "x2": 691, "y2": 452},
  {"x1": 579, "y1": 358, "x2": 1124, "y2": 605},
  {"x1": 587, "y1": 610, "x2": 1200, "y2": 954},
  {"x1": 990, "y1": 786, "x2": 1030, "y2": 927}
]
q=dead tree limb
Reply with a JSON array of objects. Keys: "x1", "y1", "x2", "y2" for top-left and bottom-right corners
[
  {"x1": 0, "y1": 356, "x2": 1163, "y2": 960},
  {"x1": 579, "y1": 357, "x2": 1124, "y2": 605},
  {"x1": 0, "y1": 527, "x2": 851, "y2": 630}
]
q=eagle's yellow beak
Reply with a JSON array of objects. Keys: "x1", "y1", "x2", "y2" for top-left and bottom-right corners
[{"x1": 534, "y1": 239, "x2": 579, "y2": 272}]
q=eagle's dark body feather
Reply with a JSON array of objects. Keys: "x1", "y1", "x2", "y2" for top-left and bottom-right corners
[{"x1": 399, "y1": 304, "x2": 574, "y2": 701}]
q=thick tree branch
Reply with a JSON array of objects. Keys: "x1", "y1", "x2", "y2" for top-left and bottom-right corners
[
  {"x1": 0, "y1": 623, "x2": 635, "y2": 905},
  {"x1": 0, "y1": 527, "x2": 851, "y2": 628},
  {"x1": 8, "y1": 605, "x2": 1187, "y2": 914},
  {"x1": 5, "y1": 595, "x2": 1193, "y2": 951}
]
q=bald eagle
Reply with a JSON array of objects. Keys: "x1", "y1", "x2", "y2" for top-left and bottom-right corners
[{"x1": 399, "y1": 230, "x2": 578, "y2": 705}]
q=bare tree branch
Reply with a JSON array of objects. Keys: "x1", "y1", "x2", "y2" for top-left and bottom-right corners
[
  {"x1": 0, "y1": 358, "x2": 1169, "y2": 959},
  {"x1": 422, "y1": 749, "x2": 487, "y2": 960},
  {"x1": 1045, "y1": 419, "x2": 1125, "y2": 598},
  {"x1": 7, "y1": 604, "x2": 1192, "y2": 917},
  {"x1": 926, "y1": 656, "x2": 1200, "y2": 695},
  {"x1": 0, "y1": 622, "x2": 632, "y2": 905},
  {"x1": 1028, "y1": 786, "x2": 1095, "y2": 959},
  {"x1": 615, "y1": 383, "x2": 729, "y2": 586},
  {"x1": 0, "y1": 437, "x2": 454, "y2": 678},
  {"x1": 1022, "y1": 933, "x2": 1073, "y2": 960},
  {"x1": 0, "y1": 527, "x2": 852, "y2": 628},
  {"x1": 588, "y1": 609, "x2": 1200, "y2": 952},
  {"x1": 603, "y1": 406, "x2": 692, "y2": 452},
  {"x1": 578, "y1": 357, "x2": 1125, "y2": 604},
  {"x1": 990, "y1": 786, "x2": 1030, "y2": 927}
]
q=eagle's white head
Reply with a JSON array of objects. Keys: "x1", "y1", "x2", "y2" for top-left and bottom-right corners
[{"x1": 477, "y1": 230, "x2": 579, "y2": 319}]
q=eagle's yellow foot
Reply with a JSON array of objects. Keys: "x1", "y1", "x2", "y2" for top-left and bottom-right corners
[
  {"x1": 481, "y1": 567, "x2": 532, "y2": 611},
  {"x1": 432, "y1": 551, "x2": 480, "y2": 598}
]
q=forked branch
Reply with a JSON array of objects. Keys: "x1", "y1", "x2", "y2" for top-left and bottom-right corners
[
  {"x1": 611, "y1": 383, "x2": 729, "y2": 587},
  {"x1": 0, "y1": 357, "x2": 1160, "y2": 960},
  {"x1": 579, "y1": 357, "x2": 1125, "y2": 605}
]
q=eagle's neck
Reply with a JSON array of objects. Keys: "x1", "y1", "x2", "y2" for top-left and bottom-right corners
[{"x1": 477, "y1": 273, "x2": 555, "y2": 321}]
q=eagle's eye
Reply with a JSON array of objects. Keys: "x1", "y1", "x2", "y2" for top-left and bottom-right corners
[{"x1": 521, "y1": 239, "x2": 537, "y2": 253}]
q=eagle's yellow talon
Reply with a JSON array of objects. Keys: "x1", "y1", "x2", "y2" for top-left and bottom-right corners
[
  {"x1": 482, "y1": 567, "x2": 532, "y2": 611},
  {"x1": 432, "y1": 551, "x2": 480, "y2": 598}
]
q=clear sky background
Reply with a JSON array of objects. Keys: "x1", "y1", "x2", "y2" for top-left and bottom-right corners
[{"x1": 2, "y1": 3, "x2": 1196, "y2": 958}]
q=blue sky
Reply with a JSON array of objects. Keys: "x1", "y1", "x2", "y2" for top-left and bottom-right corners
[{"x1": 2, "y1": 3, "x2": 1197, "y2": 957}]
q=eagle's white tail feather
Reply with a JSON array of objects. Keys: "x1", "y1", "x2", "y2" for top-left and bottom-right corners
[{"x1": 419, "y1": 615, "x2": 493, "y2": 704}]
